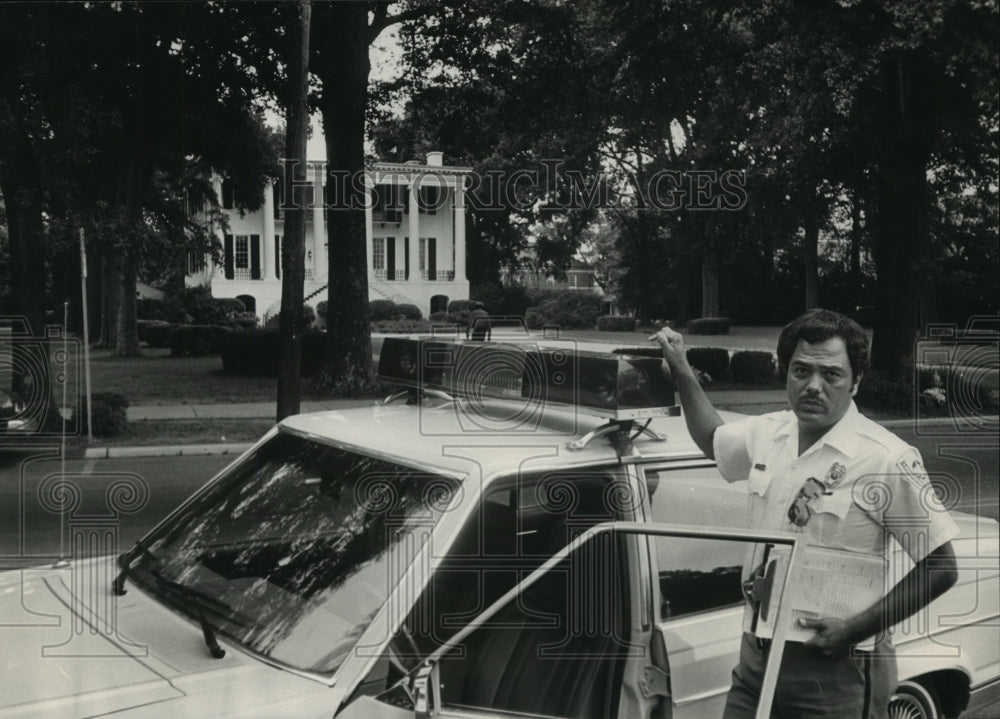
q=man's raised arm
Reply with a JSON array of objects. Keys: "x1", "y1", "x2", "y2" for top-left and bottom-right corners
[{"x1": 650, "y1": 327, "x2": 725, "y2": 459}]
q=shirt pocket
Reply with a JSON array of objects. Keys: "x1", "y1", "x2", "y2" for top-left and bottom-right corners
[
  {"x1": 810, "y1": 486, "x2": 853, "y2": 519},
  {"x1": 747, "y1": 467, "x2": 773, "y2": 498}
]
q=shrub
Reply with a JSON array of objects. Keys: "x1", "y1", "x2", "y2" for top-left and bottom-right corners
[
  {"x1": 219, "y1": 329, "x2": 326, "y2": 376},
  {"x1": 214, "y1": 298, "x2": 248, "y2": 319},
  {"x1": 142, "y1": 323, "x2": 178, "y2": 348},
  {"x1": 78, "y1": 392, "x2": 129, "y2": 437},
  {"x1": 447, "y1": 300, "x2": 479, "y2": 327},
  {"x1": 137, "y1": 297, "x2": 186, "y2": 323},
  {"x1": 686, "y1": 348, "x2": 730, "y2": 381},
  {"x1": 730, "y1": 351, "x2": 777, "y2": 383},
  {"x1": 316, "y1": 301, "x2": 328, "y2": 320},
  {"x1": 855, "y1": 371, "x2": 915, "y2": 416},
  {"x1": 170, "y1": 325, "x2": 231, "y2": 357},
  {"x1": 264, "y1": 304, "x2": 316, "y2": 328},
  {"x1": 597, "y1": 315, "x2": 637, "y2": 332},
  {"x1": 372, "y1": 319, "x2": 433, "y2": 333},
  {"x1": 471, "y1": 281, "x2": 532, "y2": 317},
  {"x1": 429, "y1": 311, "x2": 454, "y2": 323},
  {"x1": 370, "y1": 299, "x2": 398, "y2": 322},
  {"x1": 523, "y1": 291, "x2": 603, "y2": 329},
  {"x1": 136, "y1": 299, "x2": 167, "y2": 321},
  {"x1": 228, "y1": 317, "x2": 258, "y2": 331},
  {"x1": 395, "y1": 303, "x2": 423, "y2": 320},
  {"x1": 687, "y1": 317, "x2": 731, "y2": 335},
  {"x1": 137, "y1": 319, "x2": 168, "y2": 342}
]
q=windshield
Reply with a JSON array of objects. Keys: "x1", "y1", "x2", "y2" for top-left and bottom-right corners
[{"x1": 129, "y1": 431, "x2": 460, "y2": 676}]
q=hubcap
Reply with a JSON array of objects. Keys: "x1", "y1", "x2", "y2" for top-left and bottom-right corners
[{"x1": 888, "y1": 693, "x2": 929, "y2": 719}]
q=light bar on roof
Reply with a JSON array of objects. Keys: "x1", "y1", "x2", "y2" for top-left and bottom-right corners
[{"x1": 377, "y1": 337, "x2": 678, "y2": 421}]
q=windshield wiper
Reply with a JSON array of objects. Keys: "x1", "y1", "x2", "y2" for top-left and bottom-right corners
[
  {"x1": 149, "y1": 570, "x2": 228, "y2": 659},
  {"x1": 113, "y1": 539, "x2": 157, "y2": 596},
  {"x1": 114, "y1": 543, "x2": 228, "y2": 659}
]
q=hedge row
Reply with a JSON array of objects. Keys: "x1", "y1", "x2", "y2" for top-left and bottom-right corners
[
  {"x1": 219, "y1": 329, "x2": 327, "y2": 376},
  {"x1": 137, "y1": 288, "x2": 253, "y2": 326},
  {"x1": 684, "y1": 348, "x2": 777, "y2": 383},
  {"x1": 370, "y1": 300, "x2": 423, "y2": 322},
  {"x1": 687, "y1": 317, "x2": 731, "y2": 335}
]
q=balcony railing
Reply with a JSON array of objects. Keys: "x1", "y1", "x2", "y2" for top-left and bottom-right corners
[
  {"x1": 234, "y1": 268, "x2": 252, "y2": 280},
  {"x1": 372, "y1": 209, "x2": 402, "y2": 224},
  {"x1": 372, "y1": 269, "x2": 456, "y2": 282}
]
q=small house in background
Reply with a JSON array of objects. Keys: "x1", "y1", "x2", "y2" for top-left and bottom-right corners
[
  {"x1": 136, "y1": 282, "x2": 165, "y2": 300},
  {"x1": 185, "y1": 151, "x2": 472, "y2": 321},
  {"x1": 504, "y1": 256, "x2": 618, "y2": 314}
]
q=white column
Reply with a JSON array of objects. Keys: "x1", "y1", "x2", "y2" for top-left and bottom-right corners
[
  {"x1": 454, "y1": 178, "x2": 466, "y2": 282},
  {"x1": 365, "y1": 176, "x2": 374, "y2": 279},
  {"x1": 263, "y1": 180, "x2": 276, "y2": 280},
  {"x1": 408, "y1": 178, "x2": 420, "y2": 281},
  {"x1": 312, "y1": 166, "x2": 325, "y2": 279}
]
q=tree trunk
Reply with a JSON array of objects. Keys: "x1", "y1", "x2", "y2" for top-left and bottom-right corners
[
  {"x1": 313, "y1": 0, "x2": 374, "y2": 395},
  {"x1": 276, "y1": 0, "x2": 311, "y2": 421},
  {"x1": 803, "y1": 201, "x2": 819, "y2": 310},
  {"x1": 700, "y1": 215, "x2": 719, "y2": 318},
  {"x1": 870, "y1": 50, "x2": 937, "y2": 378},
  {"x1": 113, "y1": 249, "x2": 140, "y2": 356}
]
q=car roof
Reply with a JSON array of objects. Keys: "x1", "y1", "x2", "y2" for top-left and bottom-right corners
[{"x1": 278, "y1": 400, "x2": 745, "y2": 480}]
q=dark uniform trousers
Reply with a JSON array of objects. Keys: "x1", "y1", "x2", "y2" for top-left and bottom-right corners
[{"x1": 723, "y1": 632, "x2": 897, "y2": 719}]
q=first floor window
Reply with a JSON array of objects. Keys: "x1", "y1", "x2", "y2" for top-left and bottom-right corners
[
  {"x1": 235, "y1": 235, "x2": 249, "y2": 273},
  {"x1": 373, "y1": 238, "x2": 385, "y2": 272}
]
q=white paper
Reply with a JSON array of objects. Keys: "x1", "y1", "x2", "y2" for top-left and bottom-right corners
[{"x1": 757, "y1": 545, "x2": 887, "y2": 648}]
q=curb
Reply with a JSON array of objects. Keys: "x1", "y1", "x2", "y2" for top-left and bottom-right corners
[{"x1": 82, "y1": 442, "x2": 252, "y2": 460}]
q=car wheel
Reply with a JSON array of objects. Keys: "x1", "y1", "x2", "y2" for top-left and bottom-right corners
[{"x1": 888, "y1": 680, "x2": 939, "y2": 719}]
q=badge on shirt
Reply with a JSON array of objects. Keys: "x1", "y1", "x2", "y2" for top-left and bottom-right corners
[{"x1": 823, "y1": 461, "x2": 847, "y2": 489}]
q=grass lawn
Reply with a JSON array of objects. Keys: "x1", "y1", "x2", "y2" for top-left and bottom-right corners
[{"x1": 82, "y1": 347, "x2": 336, "y2": 405}]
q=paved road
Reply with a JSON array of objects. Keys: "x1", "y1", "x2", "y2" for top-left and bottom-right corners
[{"x1": 0, "y1": 452, "x2": 231, "y2": 563}]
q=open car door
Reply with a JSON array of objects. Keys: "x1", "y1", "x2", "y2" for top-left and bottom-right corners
[{"x1": 336, "y1": 521, "x2": 804, "y2": 719}]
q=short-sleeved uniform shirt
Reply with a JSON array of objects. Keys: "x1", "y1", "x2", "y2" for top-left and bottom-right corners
[{"x1": 713, "y1": 401, "x2": 959, "y2": 642}]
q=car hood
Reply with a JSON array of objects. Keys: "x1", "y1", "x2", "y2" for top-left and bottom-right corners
[{"x1": 0, "y1": 560, "x2": 344, "y2": 719}]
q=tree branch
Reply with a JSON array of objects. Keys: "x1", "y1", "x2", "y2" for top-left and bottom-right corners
[{"x1": 368, "y1": 2, "x2": 436, "y2": 44}]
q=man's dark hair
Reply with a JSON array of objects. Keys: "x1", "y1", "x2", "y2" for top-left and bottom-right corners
[{"x1": 776, "y1": 309, "x2": 870, "y2": 382}]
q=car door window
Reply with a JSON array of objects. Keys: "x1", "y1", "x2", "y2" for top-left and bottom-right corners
[
  {"x1": 647, "y1": 465, "x2": 749, "y2": 618},
  {"x1": 352, "y1": 468, "x2": 633, "y2": 718}
]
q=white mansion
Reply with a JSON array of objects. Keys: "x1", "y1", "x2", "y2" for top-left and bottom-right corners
[{"x1": 186, "y1": 151, "x2": 472, "y2": 320}]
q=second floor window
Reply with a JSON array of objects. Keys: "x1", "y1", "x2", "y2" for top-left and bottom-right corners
[{"x1": 222, "y1": 179, "x2": 235, "y2": 209}]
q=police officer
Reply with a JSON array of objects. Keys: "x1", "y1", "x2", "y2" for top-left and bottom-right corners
[{"x1": 651, "y1": 309, "x2": 959, "y2": 719}]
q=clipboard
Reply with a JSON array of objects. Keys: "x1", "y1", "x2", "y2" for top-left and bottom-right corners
[{"x1": 755, "y1": 545, "x2": 887, "y2": 648}]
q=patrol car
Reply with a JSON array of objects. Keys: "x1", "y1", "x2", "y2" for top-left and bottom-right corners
[{"x1": 0, "y1": 338, "x2": 997, "y2": 719}]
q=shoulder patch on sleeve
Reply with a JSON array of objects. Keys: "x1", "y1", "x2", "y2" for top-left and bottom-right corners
[{"x1": 895, "y1": 448, "x2": 931, "y2": 488}]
